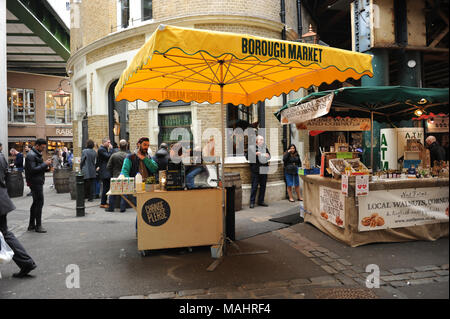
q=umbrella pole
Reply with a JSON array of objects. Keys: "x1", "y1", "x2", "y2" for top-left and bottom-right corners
[
  {"x1": 371, "y1": 111, "x2": 374, "y2": 170},
  {"x1": 220, "y1": 64, "x2": 226, "y2": 257}
]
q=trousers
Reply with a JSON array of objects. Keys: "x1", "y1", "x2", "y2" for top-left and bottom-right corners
[
  {"x1": 250, "y1": 171, "x2": 268, "y2": 204},
  {"x1": 29, "y1": 184, "x2": 44, "y2": 228},
  {"x1": 101, "y1": 178, "x2": 111, "y2": 205},
  {"x1": 0, "y1": 215, "x2": 36, "y2": 269}
]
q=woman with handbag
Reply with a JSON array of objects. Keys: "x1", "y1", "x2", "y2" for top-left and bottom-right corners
[{"x1": 283, "y1": 144, "x2": 303, "y2": 202}]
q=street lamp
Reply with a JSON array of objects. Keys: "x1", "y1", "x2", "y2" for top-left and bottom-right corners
[
  {"x1": 301, "y1": 24, "x2": 318, "y2": 44},
  {"x1": 52, "y1": 79, "x2": 71, "y2": 107}
]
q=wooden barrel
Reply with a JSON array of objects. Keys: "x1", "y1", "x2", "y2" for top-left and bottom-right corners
[
  {"x1": 53, "y1": 168, "x2": 71, "y2": 193},
  {"x1": 6, "y1": 170, "x2": 24, "y2": 198}
]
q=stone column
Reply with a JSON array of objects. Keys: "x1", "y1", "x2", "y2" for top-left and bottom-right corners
[{"x1": 0, "y1": 0, "x2": 7, "y2": 157}]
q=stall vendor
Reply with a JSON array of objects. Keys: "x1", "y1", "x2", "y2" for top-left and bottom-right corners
[{"x1": 120, "y1": 137, "x2": 158, "y2": 178}]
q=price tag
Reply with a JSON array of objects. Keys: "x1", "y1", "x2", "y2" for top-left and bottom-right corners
[
  {"x1": 341, "y1": 174, "x2": 349, "y2": 197},
  {"x1": 356, "y1": 175, "x2": 369, "y2": 196}
]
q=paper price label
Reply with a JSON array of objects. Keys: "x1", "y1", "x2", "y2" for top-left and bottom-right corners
[
  {"x1": 356, "y1": 175, "x2": 369, "y2": 196},
  {"x1": 341, "y1": 174, "x2": 349, "y2": 197}
]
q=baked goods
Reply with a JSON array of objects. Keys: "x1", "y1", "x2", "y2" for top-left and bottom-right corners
[
  {"x1": 320, "y1": 212, "x2": 329, "y2": 220},
  {"x1": 361, "y1": 213, "x2": 385, "y2": 228}
]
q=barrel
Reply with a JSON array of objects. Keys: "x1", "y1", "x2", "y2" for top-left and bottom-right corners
[
  {"x1": 53, "y1": 168, "x2": 71, "y2": 193},
  {"x1": 6, "y1": 170, "x2": 24, "y2": 198}
]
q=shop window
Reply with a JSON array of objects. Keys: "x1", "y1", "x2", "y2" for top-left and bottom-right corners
[
  {"x1": 141, "y1": 0, "x2": 152, "y2": 21},
  {"x1": 7, "y1": 88, "x2": 35, "y2": 123},
  {"x1": 226, "y1": 103, "x2": 257, "y2": 157},
  {"x1": 158, "y1": 112, "x2": 193, "y2": 151},
  {"x1": 45, "y1": 91, "x2": 72, "y2": 124},
  {"x1": 47, "y1": 139, "x2": 73, "y2": 157}
]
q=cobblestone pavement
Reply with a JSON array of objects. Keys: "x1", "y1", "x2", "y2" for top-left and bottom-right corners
[{"x1": 118, "y1": 227, "x2": 449, "y2": 299}]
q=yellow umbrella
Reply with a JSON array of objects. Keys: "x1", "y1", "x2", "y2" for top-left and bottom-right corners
[{"x1": 115, "y1": 24, "x2": 373, "y2": 252}]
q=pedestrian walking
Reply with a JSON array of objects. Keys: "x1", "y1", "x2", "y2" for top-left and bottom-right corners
[
  {"x1": 24, "y1": 138, "x2": 52, "y2": 233},
  {"x1": 426, "y1": 135, "x2": 446, "y2": 166},
  {"x1": 283, "y1": 144, "x2": 303, "y2": 202},
  {"x1": 97, "y1": 138, "x2": 113, "y2": 209},
  {"x1": 24, "y1": 145, "x2": 32, "y2": 196},
  {"x1": 80, "y1": 139, "x2": 97, "y2": 202},
  {"x1": 0, "y1": 142, "x2": 37, "y2": 278},
  {"x1": 245, "y1": 135, "x2": 271, "y2": 208},
  {"x1": 106, "y1": 140, "x2": 128, "y2": 212}
]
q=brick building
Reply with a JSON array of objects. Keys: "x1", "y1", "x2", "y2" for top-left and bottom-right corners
[{"x1": 67, "y1": 0, "x2": 316, "y2": 204}]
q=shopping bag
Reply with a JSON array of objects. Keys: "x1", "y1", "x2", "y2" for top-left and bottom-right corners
[
  {"x1": 0, "y1": 232, "x2": 14, "y2": 264},
  {"x1": 334, "y1": 135, "x2": 349, "y2": 152}
]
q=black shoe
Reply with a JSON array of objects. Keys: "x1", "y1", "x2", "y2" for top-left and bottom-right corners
[
  {"x1": 120, "y1": 210, "x2": 126, "y2": 213},
  {"x1": 13, "y1": 263, "x2": 37, "y2": 278},
  {"x1": 87, "y1": 199, "x2": 94, "y2": 202},
  {"x1": 249, "y1": 203, "x2": 255, "y2": 209},
  {"x1": 27, "y1": 225, "x2": 35, "y2": 231},
  {"x1": 258, "y1": 202, "x2": 268, "y2": 207},
  {"x1": 105, "y1": 208, "x2": 114, "y2": 212},
  {"x1": 26, "y1": 192, "x2": 32, "y2": 197},
  {"x1": 35, "y1": 226, "x2": 47, "y2": 233}
]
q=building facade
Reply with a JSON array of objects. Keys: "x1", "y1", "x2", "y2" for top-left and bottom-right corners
[{"x1": 67, "y1": 0, "x2": 315, "y2": 204}]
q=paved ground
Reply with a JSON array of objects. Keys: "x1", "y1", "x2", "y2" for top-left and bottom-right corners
[{"x1": 0, "y1": 175, "x2": 448, "y2": 300}]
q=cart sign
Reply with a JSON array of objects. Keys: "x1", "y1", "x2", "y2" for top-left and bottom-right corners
[
  {"x1": 280, "y1": 93, "x2": 334, "y2": 124},
  {"x1": 296, "y1": 117, "x2": 371, "y2": 131},
  {"x1": 358, "y1": 187, "x2": 449, "y2": 232},
  {"x1": 142, "y1": 198, "x2": 171, "y2": 226},
  {"x1": 319, "y1": 186, "x2": 345, "y2": 228}
]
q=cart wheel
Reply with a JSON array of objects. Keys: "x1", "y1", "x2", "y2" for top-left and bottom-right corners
[{"x1": 140, "y1": 250, "x2": 146, "y2": 257}]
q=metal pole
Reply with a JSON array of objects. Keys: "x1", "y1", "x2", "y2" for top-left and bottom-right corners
[
  {"x1": 76, "y1": 171, "x2": 85, "y2": 217},
  {"x1": 371, "y1": 111, "x2": 374, "y2": 170},
  {"x1": 0, "y1": 0, "x2": 8, "y2": 157},
  {"x1": 220, "y1": 61, "x2": 226, "y2": 254}
]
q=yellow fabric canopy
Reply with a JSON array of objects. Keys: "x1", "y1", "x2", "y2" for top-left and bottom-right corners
[{"x1": 115, "y1": 24, "x2": 373, "y2": 105}]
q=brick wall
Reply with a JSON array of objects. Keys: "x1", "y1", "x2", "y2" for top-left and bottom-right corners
[
  {"x1": 194, "y1": 23, "x2": 280, "y2": 39},
  {"x1": 128, "y1": 109, "x2": 150, "y2": 151},
  {"x1": 88, "y1": 115, "x2": 109, "y2": 148},
  {"x1": 86, "y1": 35, "x2": 146, "y2": 65}
]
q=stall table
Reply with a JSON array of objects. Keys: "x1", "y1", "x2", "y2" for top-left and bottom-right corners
[
  {"x1": 111, "y1": 188, "x2": 223, "y2": 256},
  {"x1": 301, "y1": 175, "x2": 449, "y2": 247}
]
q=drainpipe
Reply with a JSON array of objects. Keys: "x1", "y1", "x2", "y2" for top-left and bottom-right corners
[
  {"x1": 280, "y1": 0, "x2": 287, "y2": 152},
  {"x1": 297, "y1": 0, "x2": 303, "y2": 38}
]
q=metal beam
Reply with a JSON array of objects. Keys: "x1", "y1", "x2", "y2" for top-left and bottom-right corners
[{"x1": 6, "y1": 0, "x2": 70, "y2": 60}]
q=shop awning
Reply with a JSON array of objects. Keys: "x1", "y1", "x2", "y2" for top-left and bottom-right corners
[{"x1": 274, "y1": 86, "x2": 449, "y2": 122}]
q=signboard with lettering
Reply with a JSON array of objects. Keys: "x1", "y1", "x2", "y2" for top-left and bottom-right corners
[
  {"x1": 296, "y1": 117, "x2": 371, "y2": 131},
  {"x1": 281, "y1": 93, "x2": 333, "y2": 125},
  {"x1": 358, "y1": 187, "x2": 449, "y2": 232},
  {"x1": 141, "y1": 198, "x2": 171, "y2": 227},
  {"x1": 426, "y1": 117, "x2": 449, "y2": 133},
  {"x1": 56, "y1": 128, "x2": 73, "y2": 136},
  {"x1": 355, "y1": 175, "x2": 369, "y2": 197},
  {"x1": 319, "y1": 186, "x2": 345, "y2": 228}
]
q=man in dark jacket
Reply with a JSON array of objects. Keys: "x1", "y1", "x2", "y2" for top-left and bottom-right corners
[
  {"x1": 426, "y1": 136, "x2": 446, "y2": 166},
  {"x1": 153, "y1": 143, "x2": 170, "y2": 176},
  {"x1": 1, "y1": 142, "x2": 37, "y2": 278},
  {"x1": 245, "y1": 135, "x2": 271, "y2": 208},
  {"x1": 97, "y1": 138, "x2": 113, "y2": 209},
  {"x1": 9, "y1": 148, "x2": 24, "y2": 172},
  {"x1": 25, "y1": 138, "x2": 51, "y2": 233},
  {"x1": 106, "y1": 139, "x2": 128, "y2": 212}
]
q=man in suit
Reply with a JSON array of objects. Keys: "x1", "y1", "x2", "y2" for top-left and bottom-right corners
[
  {"x1": 0, "y1": 142, "x2": 37, "y2": 278},
  {"x1": 97, "y1": 138, "x2": 113, "y2": 209},
  {"x1": 246, "y1": 135, "x2": 271, "y2": 208},
  {"x1": 25, "y1": 138, "x2": 52, "y2": 233}
]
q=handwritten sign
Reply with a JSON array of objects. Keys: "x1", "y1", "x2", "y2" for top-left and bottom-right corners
[
  {"x1": 319, "y1": 186, "x2": 345, "y2": 228},
  {"x1": 296, "y1": 117, "x2": 371, "y2": 131},
  {"x1": 281, "y1": 93, "x2": 333, "y2": 124},
  {"x1": 355, "y1": 175, "x2": 369, "y2": 196},
  {"x1": 426, "y1": 117, "x2": 449, "y2": 133},
  {"x1": 358, "y1": 187, "x2": 449, "y2": 231}
]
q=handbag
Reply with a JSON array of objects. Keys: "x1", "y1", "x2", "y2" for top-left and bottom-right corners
[
  {"x1": 0, "y1": 232, "x2": 14, "y2": 264},
  {"x1": 335, "y1": 135, "x2": 349, "y2": 152}
]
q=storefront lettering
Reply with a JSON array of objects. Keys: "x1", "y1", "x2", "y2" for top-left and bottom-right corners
[
  {"x1": 56, "y1": 128, "x2": 73, "y2": 136},
  {"x1": 241, "y1": 38, "x2": 323, "y2": 63}
]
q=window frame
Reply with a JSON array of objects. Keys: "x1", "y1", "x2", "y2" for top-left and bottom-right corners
[
  {"x1": 7, "y1": 88, "x2": 36, "y2": 124},
  {"x1": 141, "y1": 0, "x2": 152, "y2": 21}
]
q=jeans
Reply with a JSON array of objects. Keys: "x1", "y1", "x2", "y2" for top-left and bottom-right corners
[
  {"x1": 101, "y1": 178, "x2": 111, "y2": 205},
  {"x1": 108, "y1": 195, "x2": 127, "y2": 212},
  {"x1": 250, "y1": 171, "x2": 268, "y2": 204},
  {"x1": 186, "y1": 166, "x2": 203, "y2": 189},
  {"x1": 29, "y1": 184, "x2": 44, "y2": 227}
]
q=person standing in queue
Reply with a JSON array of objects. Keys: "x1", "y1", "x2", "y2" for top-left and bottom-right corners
[
  {"x1": 246, "y1": 135, "x2": 271, "y2": 208},
  {"x1": 97, "y1": 138, "x2": 113, "y2": 209},
  {"x1": 1, "y1": 142, "x2": 37, "y2": 278},
  {"x1": 24, "y1": 138, "x2": 52, "y2": 233},
  {"x1": 80, "y1": 139, "x2": 97, "y2": 202},
  {"x1": 283, "y1": 144, "x2": 303, "y2": 202},
  {"x1": 9, "y1": 148, "x2": 24, "y2": 172},
  {"x1": 106, "y1": 139, "x2": 128, "y2": 212}
]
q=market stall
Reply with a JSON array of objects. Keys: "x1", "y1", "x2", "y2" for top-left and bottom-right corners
[
  {"x1": 275, "y1": 86, "x2": 449, "y2": 247},
  {"x1": 114, "y1": 24, "x2": 373, "y2": 256}
]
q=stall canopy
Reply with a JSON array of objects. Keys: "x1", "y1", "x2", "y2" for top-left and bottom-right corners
[
  {"x1": 114, "y1": 24, "x2": 373, "y2": 251},
  {"x1": 274, "y1": 86, "x2": 449, "y2": 122}
]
